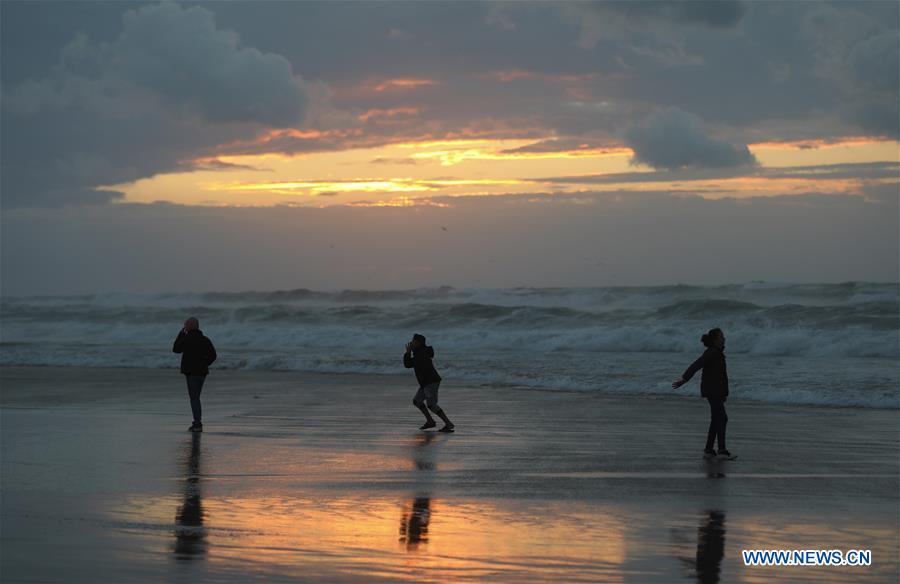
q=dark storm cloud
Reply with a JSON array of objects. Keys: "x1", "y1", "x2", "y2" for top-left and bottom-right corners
[
  {"x1": 624, "y1": 108, "x2": 756, "y2": 170},
  {"x1": 1, "y1": 2, "x2": 312, "y2": 207},
  {"x1": 1, "y1": 1, "x2": 897, "y2": 207},
  {"x1": 843, "y1": 30, "x2": 900, "y2": 139},
  {"x1": 4, "y1": 2, "x2": 308, "y2": 124},
  {"x1": 572, "y1": 0, "x2": 746, "y2": 30},
  {"x1": 799, "y1": 3, "x2": 900, "y2": 139}
]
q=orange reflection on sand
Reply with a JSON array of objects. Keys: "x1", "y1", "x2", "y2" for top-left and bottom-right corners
[
  {"x1": 109, "y1": 433, "x2": 629, "y2": 581},
  {"x1": 115, "y1": 493, "x2": 628, "y2": 582}
]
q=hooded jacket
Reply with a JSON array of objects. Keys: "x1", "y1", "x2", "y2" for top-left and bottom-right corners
[
  {"x1": 682, "y1": 346, "x2": 729, "y2": 399},
  {"x1": 173, "y1": 329, "x2": 217, "y2": 376},
  {"x1": 403, "y1": 346, "x2": 442, "y2": 387}
]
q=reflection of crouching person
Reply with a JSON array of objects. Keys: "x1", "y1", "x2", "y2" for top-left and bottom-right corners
[
  {"x1": 173, "y1": 317, "x2": 217, "y2": 432},
  {"x1": 404, "y1": 334, "x2": 454, "y2": 433}
]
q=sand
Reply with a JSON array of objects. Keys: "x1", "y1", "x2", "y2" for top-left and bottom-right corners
[{"x1": 1, "y1": 366, "x2": 898, "y2": 583}]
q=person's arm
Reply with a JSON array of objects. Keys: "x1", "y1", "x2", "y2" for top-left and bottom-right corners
[
  {"x1": 403, "y1": 343, "x2": 414, "y2": 368},
  {"x1": 673, "y1": 351, "x2": 708, "y2": 389},
  {"x1": 206, "y1": 338, "x2": 217, "y2": 366},
  {"x1": 173, "y1": 330, "x2": 186, "y2": 353}
]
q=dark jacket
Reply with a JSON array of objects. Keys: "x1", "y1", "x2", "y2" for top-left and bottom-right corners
[
  {"x1": 173, "y1": 329, "x2": 217, "y2": 376},
  {"x1": 682, "y1": 346, "x2": 729, "y2": 399},
  {"x1": 403, "y1": 346, "x2": 442, "y2": 387}
]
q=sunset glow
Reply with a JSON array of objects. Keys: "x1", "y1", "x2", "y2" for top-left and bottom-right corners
[{"x1": 107, "y1": 136, "x2": 898, "y2": 206}]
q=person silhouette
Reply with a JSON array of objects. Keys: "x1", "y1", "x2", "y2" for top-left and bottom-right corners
[
  {"x1": 672, "y1": 328, "x2": 733, "y2": 460},
  {"x1": 174, "y1": 433, "x2": 207, "y2": 559},
  {"x1": 173, "y1": 317, "x2": 217, "y2": 432},
  {"x1": 404, "y1": 334, "x2": 454, "y2": 433}
]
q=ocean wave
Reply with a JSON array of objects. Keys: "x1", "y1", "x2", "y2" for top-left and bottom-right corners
[{"x1": 2, "y1": 283, "x2": 897, "y2": 409}]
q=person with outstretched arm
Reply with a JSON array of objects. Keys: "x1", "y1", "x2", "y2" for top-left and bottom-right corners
[
  {"x1": 672, "y1": 328, "x2": 733, "y2": 460},
  {"x1": 173, "y1": 317, "x2": 217, "y2": 432},
  {"x1": 404, "y1": 334, "x2": 454, "y2": 433}
]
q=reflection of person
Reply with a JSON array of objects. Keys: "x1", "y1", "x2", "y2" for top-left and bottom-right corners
[
  {"x1": 672, "y1": 328, "x2": 732, "y2": 459},
  {"x1": 173, "y1": 317, "x2": 217, "y2": 432},
  {"x1": 399, "y1": 497, "x2": 431, "y2": 550},
  {"x1": 695, "y1": 511, "x2": 726, "y2": 584},
  {"x1": 400, "y1": 433, "x2": 437, "y2": 550},
  {"x1": 174, "y1": 433, "x2": 207, "y2": 559},
  {"x1": 404, "y1": 334, "x2": 454, "y2": 432}
]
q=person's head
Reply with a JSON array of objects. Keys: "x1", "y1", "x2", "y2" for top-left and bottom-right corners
[
  {"x1": 184, "y1": 317, "x2": 200, "y2": 332},
  {"x1": 411, "y1": 334, "x2": 426, "y2": 349},
  {"x1": 701, "y1": 328, "x2": 725, "y2": 349}
]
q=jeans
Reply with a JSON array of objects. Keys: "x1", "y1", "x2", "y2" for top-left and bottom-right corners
[
  {"x1": 185, "y1": 375, "x2": 206, "y2": 424},
  {"x1": 705, "y1": 398, "x2": 727, "y2": 451}
]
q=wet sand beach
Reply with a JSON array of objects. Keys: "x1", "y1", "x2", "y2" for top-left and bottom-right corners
[{"x1": 1, "y1": 366, "x2": 898, "y2": 582}]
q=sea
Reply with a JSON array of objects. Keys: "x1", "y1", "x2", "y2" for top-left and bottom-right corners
[{"x1": 1, "y1": 282, "x2": 897, "y2": 409}]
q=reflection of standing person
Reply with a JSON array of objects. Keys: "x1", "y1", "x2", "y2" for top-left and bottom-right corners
[
  {"x1": 672, "y1": 328, "x2": 732, "y2": 459},
  {"x1": 174, "y1": 433, "x2": 207, "y2": 559},
  {"x1": 173, "y1": 317, "x2": 217, "y2": 432},
  {"x1": 404, "y1": 334, "x2": 454, "y2": 432},
  {"x1": 695, "y1": 511, "x2": 726, "y2": 584}
]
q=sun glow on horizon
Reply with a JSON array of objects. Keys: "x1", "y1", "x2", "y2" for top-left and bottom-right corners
[{"x1": 105, "y1": 134, "x2": 899, "y2": 207}]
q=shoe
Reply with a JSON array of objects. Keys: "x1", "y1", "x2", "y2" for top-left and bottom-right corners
[
  {"x1": 703, "y1": 449, "x2": 717, "y2": 459},
  {"x1": 419, "y1": 420, "x2": 436, "y2": 430},
  {"x1": 189, "y1": 423, "x2": 203, "y2": 433},
  {"x1": 717, "y1": 449, "x2": 731, "y2": 457},
  {"x1": 438, "y1": 424, "x2": 455, "y2": 433}
]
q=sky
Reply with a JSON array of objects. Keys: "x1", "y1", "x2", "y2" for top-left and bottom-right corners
[{"x1": 1, "y1": 1, "x2": 898, "y2": 295}]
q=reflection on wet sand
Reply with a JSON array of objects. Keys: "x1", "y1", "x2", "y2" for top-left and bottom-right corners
[
  {"x1": 399, "y1": 497, "x2": 431, "y2": 549},
  {"x1": 400, "y1": 433, "x2": 438, "y2": 551},
  {"x1": 174, "y1": 433, "x2": 207, "y2": 560},
  {"x1": 695, "y1": 511, "x2": 726, "y2": 584},
  {"x1": 115, "y1": 433, "x2": 633, "y2": 581},
  {"x1": 704, "y1": 459, "x2": 726, "y2": 479}
]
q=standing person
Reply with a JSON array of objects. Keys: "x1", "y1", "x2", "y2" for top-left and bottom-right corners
[
  {"x1": 173, "y1": 317, "x2": 217, "y2": 432},
  {"x1": 672, "y1": 328, "x2": 733, "y2": 460},
  {"x1": 404, "y1": 334, "x2": 454, "y2": 433}
]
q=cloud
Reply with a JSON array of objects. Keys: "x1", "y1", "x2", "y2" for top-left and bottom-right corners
[
  {"x1": 605, "y1": 1, "x2": 747, "y2": 29},
  {"x1": 1, "y1": 1, "x2": 312, "y2": 207},
  {"x1": 544, "y1": 0, "x2": 746, "y2": 60},
  {"x1": 843, "y1": 30, "x2": 900, "y2": 139},
  {"x1": 624, "y1": 108, "x2": 757, "y2": 170},
  {"x1": 847, "y1": 30, "x2": 900, "y2": 93},
  {"x1": 536, "y1": 161, "x2": 900, "y2": 186},
  {"x1": 799, "y1": 4, "x2": 899, "y2": 139},
  {"x1": 1, "y1": 1, "x2": 895, "y2": 208}
]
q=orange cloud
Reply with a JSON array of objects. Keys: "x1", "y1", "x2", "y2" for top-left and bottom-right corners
[
  {"x1": 748, "y1": 137, "x2": 894, "y2": 151},
  {"x1": 206, "y1": 177, "x2": 525, "y2": 196},
  {"x1": 373, "y1": 78, "x2": 438, "y2": 92},
  {"x1": 405, "y1": 140, "x2": 631, "y2": 166},
  {"x1": 358, "y1": 107, "x2": 421, "y2": 123},
  {"x1": 347, "y1": 196, "x2": 450, "y2": 208}
]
